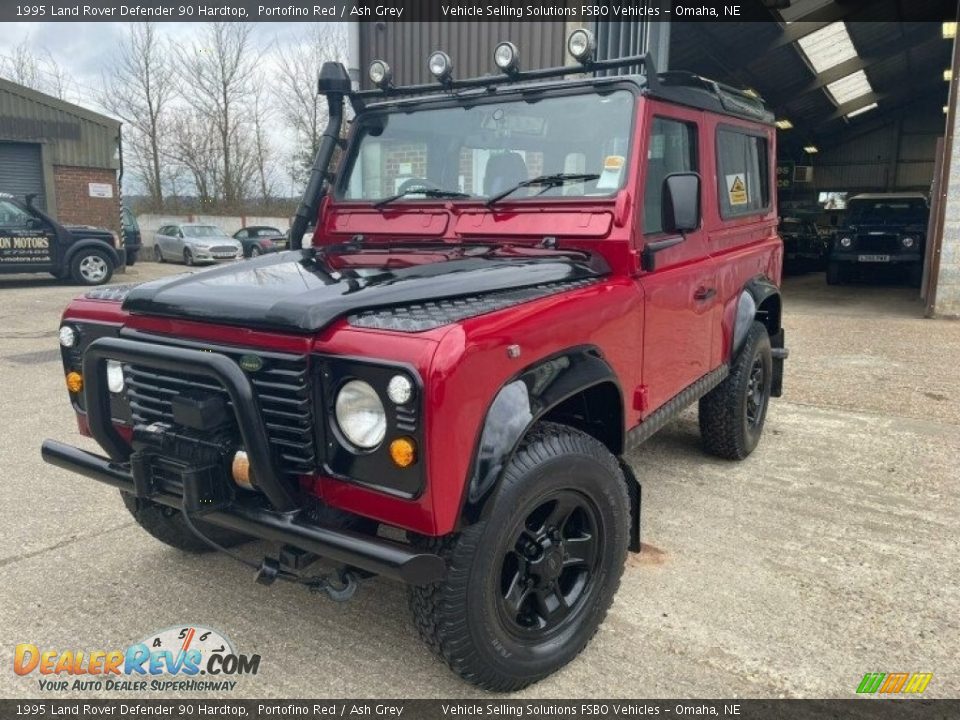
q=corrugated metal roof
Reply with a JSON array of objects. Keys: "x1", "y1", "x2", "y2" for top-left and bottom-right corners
[{"x1": 0, "y1": 77, "x2": 119, "y2": 169}]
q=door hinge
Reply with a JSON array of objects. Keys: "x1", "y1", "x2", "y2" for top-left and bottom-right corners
[{"x1": 633, "y1": 385, "x2": 649, "y2": 412}]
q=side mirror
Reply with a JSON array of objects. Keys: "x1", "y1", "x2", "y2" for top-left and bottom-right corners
[{"x1": 661, "y1": 172, "x2": 701, "y2": 234}]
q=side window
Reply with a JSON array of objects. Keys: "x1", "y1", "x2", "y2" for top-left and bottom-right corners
[
  {"x1": 236, "y1": 229, "x2": 248, "y2": 239},
  {"x1": 0, "y1": 200, "x2": 34, "y2": 229},
  {"x1": 717, "y1": 128, "x2": 770, "y2": 219},
  {"x1": 643, "y1": 118, "x2": 698, "y2": 235}
]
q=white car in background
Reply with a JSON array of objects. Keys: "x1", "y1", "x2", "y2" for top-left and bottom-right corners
[{"x1": 153, "y1": 223, "x2": 243, "y2": 266}]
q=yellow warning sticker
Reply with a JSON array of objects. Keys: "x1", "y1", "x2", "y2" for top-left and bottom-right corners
[{"x1": 726, "y1": 174, "x2": 748, "y2": 205}]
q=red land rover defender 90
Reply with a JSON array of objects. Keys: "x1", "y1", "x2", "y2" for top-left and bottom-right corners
[{"x1": 43, "y1": 32, "x2": 786, "y2": 691}]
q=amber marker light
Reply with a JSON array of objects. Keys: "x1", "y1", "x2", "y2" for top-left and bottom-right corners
[
  {"x1": 65, "y1": 371, "x2": 83, "y2": 394},
  {"x1": 232, "y1": 450, "x2": 254, "y2": 490},
  {"x1": 389, "y1": 438, "x2": 417, "y2": 468}
]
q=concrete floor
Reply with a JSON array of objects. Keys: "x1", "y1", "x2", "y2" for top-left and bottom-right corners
[{"x1": 0, "y1": 264, "x2": 957, "y2": 699}]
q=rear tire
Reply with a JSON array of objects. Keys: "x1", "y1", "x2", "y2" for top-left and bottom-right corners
[
  {"x1": 70, "y1": 248, "x2": 114, "y2": 286},
  {"x1": 126, "y1": 250, "x2": 138, "y2": 266},
  {"x1": 699, "y1": 321, "x2": 772, "y2": 460},
  {"x1": 121, "y1": 493, "x2": 250, "y2": 554},
  {"x1": 250, "y1": 246, "x2": 261, "y2": 258},
  {"x1": 826, "y1": 261, "x2": 844, "y2": 285},
  {"x1": 409, "y1": 422, "x2": 629, "y2": 691},
  {"x1": 153, "y1": 245, "x2": 164, "y2": 263}
]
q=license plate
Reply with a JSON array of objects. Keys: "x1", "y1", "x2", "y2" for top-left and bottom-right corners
[
  {"x1": 214, "y1": 252, "x2": 236, "y2": 258},
  {"x1": 858, "y1": 254, "x2": 890, "y2": 263}
]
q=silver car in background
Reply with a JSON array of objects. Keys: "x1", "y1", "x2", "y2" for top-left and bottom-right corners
[{"x1": 152, "y1": 223, "x2": 243, "y2": 266}]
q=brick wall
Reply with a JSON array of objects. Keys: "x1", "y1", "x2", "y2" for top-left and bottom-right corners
[{"x1": 53, "y1": 165, "x2": 120, "y2": 234}]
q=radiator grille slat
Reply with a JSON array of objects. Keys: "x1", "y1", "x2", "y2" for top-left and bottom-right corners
[{"x1": 124, "y1": 342, "x2": 316, "y2": 477}]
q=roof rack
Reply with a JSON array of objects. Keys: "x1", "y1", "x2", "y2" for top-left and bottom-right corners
[{"x1": 351, "y1": 53, "x2": 661, "y2": 101}]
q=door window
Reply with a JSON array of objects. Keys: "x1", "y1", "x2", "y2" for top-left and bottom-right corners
[
  {"x1": 716, "y1": 128, "x2": 770, "y2": 218},
  {"x1": 643, "y1": 118, "x2": 698, "y2": 234},
  {"x1": 0, "y1": 200, "x2": 35, "y2": 229}
]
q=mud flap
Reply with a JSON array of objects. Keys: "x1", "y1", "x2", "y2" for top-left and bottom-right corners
[
  {"x1": 770, "y1": 328, "x2": 787, "y2": 398},
  {"x1": 618, "y1": 459, "x2": 642, "y2": 553}
]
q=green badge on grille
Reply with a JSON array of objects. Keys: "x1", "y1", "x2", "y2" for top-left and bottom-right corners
[{"x1": 238, "y1": 354, "x2": 263, "y2": 372}]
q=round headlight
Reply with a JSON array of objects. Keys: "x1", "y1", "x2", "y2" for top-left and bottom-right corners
[
  {"x1": 494, "y1": 41, "x2": 519, "y2": 74},
  {"x1": 369, "y1": 59, "x2": 392, "y2": 88},
  {"x1": 335, "y1": 380, "x2": 386, "y2": 449},
  {"x1": 106, "y1": 360, "x2": 125, "y2": 394},
  {"x1": 567, "y1": 29, "x2": 596, "y2": 63},
  {"x1": 428, "y1": 51, "x2": 452, "y2": 81},
  {"x1": 387, "y1": 374, "x2": 414, "y2": 405},
  {"x1": 59, "y1": 326, "x2": 77, "y2": 348},
  {"x1": 839, "y1": 237, "x2": 853, "y2": 248},
  {"x1": 902, "y1": 237, "x2": 916, "y2": 248}
]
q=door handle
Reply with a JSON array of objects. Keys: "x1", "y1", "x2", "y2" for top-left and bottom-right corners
[{"x1": 694, "y1": 287, "x2": 716, "y2": 302}]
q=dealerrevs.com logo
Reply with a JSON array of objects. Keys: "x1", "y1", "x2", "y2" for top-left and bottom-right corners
[{"x1": 14, "y1": 625, "x2": 260, "y2": 692}]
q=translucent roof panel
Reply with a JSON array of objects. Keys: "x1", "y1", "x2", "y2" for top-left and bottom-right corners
[
  {"x1": 826, "y1": 70, "x2": 873, "y2": 105},
  {"x1": 846, "y1": 102, "x2": 879, "y2": 119},
  {"x1": 797, "y1": 22, "x2": 858, "y2": 74}
]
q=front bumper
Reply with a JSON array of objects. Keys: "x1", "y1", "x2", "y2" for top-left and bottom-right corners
[{"x1": 41, "y1": 336, "x2": 445, "y2": 585}]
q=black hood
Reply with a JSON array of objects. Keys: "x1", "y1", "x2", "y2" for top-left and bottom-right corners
[{"x1": 122, "y1": 250, "x2": 607, "y2": 334}]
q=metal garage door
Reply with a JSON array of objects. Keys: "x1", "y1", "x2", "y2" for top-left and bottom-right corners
[{"x1": 0, "y1": 142, "x2": 45, "y2": 209}]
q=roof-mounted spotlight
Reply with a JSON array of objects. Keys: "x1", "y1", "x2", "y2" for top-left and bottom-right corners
[
  {"x1": 428, "y1": 51, "x2": 453, "y2": 83},
  {"x1": 567, "y1": 28, "x2": 596, "y2": 65},
  {"x1": 494, "y1": 41, "x2": 520, "y2": 75},
  {"x1": 368, "y1": 60, "x2": 392, "y2": 89}
]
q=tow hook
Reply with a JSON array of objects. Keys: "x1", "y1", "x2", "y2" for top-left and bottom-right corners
[{"x1": 254, "y1": 556, "x2": 360, "y2": 602}]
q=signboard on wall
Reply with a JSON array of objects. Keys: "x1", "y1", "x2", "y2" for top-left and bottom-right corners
[
  {"x1": 88, "y1": 183, "x2": 113, "y2": 198},
  {"x1": 776, "y1": 163, "x2": 794, "y2": 190}
]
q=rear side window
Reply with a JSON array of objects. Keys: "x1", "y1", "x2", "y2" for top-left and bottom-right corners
[
  {"x1": 643, "y1": 118, "x2": 698, "y2": 235},
  {"x1": 717, "y1": 128, "x2": 769, "y2": 219}
]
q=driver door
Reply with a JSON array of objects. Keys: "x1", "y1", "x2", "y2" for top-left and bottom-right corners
[
  {"x1": 0, "y1": 199, "x2": 56, "y2": 273},
  {"x1": 637, "y1": 107, "x2": 718, "y2": 415}
]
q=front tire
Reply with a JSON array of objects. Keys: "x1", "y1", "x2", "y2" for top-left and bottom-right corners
[
  {"x1": 70, "y1": 248, "x2": 113, "y2": 286},
  {"x1": 121, "y1": 493, "x2": 250, "y2": 553},
  {"x1": 409, "y1": 422, "x2": 629, "y2": 691},
  {"x1": 183, "y1": 248, "x2": 195, "y2": 266},
  {"x1": 250, "y1": 246, "x2": 261, "y2": 258},
  {"x1": 699, "y1": 321, "x2": 772, "y2": 460},
  {"x1": 826, "y1": 261, "x2": 845, "y2": 285}
]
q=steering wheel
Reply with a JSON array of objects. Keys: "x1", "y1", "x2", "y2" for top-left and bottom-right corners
[{"x1": 396, "y1": 177, "x2": 438, "y2": 194}]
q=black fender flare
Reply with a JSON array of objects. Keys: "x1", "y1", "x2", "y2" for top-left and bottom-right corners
[
  {"x1": 733, "y1": 275, "x2": 785, "y2": 397},
  {"x1": 732, "y1": 275, "x2": 781, "y2": 356},
  {"x1": 63, "y1": 239, "x2": 121, "y2": 269},
  {"x1": 462, "y1": 346, "x2": 625, "y2": 523}
]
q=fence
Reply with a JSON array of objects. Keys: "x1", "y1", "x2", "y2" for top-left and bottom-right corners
[{"x1": 137, "y1": 214, "x2": 290, "y2": 255}]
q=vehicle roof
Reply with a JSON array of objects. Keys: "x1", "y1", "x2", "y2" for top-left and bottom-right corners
[
  {"x1": 241, "y1": 225, "x2": 282, "y2": 230},
  {"x1": 178, "y1": 222, "x2": 226, "y2": 227},
  {"x1": 357, "y1": 71, "x2": 774, "y2": 126},
  {"x1": 849, "y1": 193, "x2": 928, "y2": 201}
]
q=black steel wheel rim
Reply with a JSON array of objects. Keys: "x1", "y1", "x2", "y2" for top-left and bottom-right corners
[
  {"x1": 746, "y1": 357, "x2": 766, "y2": 427},
  {"x1": 496, "y1": 490, "x2": 602, "y2": 641}
]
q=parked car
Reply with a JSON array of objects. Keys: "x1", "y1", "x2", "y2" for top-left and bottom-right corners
[
  {"x1": 120, "y1": 206, "x2": 142, "y2": 266},
  {"x1": 43, "y1": 36, "x2": 787, "y2": 692},
  {"x1": 233, "y1": 225, "x2": 288, "y2": 257},
  {"x1": 0, "y1": 192, "x2": 121, "y2": 285},
  {"x1": 827, "y1": 193, "x2": 929, "y2": 286},
  {"x1": 152, "y1": 223, "x2": 242, "y2": 266},
  {"x1": 779, "y1": 216, "x2": 826, "y2": 272}
]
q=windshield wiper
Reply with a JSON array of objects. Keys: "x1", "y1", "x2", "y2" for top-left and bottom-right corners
[
  {"x1": 486, "y1": 173, "x2": 601, "y2": 207},
  {"x1": 373, "y1": 187, "x2": 470, "y2": 209}
]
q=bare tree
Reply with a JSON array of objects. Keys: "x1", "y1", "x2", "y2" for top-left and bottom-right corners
[
  {"x1": 250, "y1": 84, "x2": 276, "y2": 202},
  {"x1": 99, "y1": 23, "x2": 176, "y2": 209},
  {"x1": 275, "y1": 24, "x2": 348, "y2": 184},
  {"x1": 177, "y1": 23, "x2": 261, "y2": 208},
  {"x1": 0, "y1": 40, "x2": 73, "y2": 99},
  {"x1": 167, "y1": 114, "x2": 220, "y2": 208}
]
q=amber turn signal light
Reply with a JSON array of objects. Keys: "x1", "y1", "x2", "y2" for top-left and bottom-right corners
[
  {"x1": 231, "y1": 450, "x2": 255, "y2": 490},
  {"x1": 389, "y1": 437, "x2": 417, "y2": 468},
  {"x1": 65, "y1": 371, "x2": 83, "y2": 394}
]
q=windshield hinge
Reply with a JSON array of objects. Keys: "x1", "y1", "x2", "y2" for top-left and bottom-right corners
[{"x1": 540, "y1": 236, "x2": 558, "y2": 249}]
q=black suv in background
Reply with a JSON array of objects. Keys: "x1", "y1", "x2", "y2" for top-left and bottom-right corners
[
  {"x1": 0, "y1": 193, "x2": 122, "y2": 285},
  {"x1": 121, "y1": 205, "x2": 142, "y2": 266},
  {"x1": 827, "y1": 193, "x2": 928, "y2": 287},
  {"x1": 779, "y1": 216, "x2": 826, "y2": 272}
]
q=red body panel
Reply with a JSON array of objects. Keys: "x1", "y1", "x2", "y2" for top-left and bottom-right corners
[{"x1": 60, "y1": 95, "x2": 781, "y2": 537}]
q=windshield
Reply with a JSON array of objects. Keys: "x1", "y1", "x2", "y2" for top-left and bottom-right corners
[
  {"x1": 183, "y1": 225, "x2": 227, "y2": 238},
  {"x1": 341, "y1": 89, "x2": 635, "y2": 203},
  {"x1": 846, "y1": 199, "x2": 927, "y2": 226}
]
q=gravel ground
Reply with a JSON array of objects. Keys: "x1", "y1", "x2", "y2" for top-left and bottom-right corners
[{"x1": 0, "y1": 264, "x2": 956, "y2": 699}]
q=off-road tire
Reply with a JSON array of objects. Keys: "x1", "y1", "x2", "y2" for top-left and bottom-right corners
[
  {"x1": 826, "y1": 261, "x2": 844, "y2": 285},
  {"x1": 154, "y1": 245, "x2": 164, "y2": 263},
  {"x1": 121, "y1": 493, "x2": 250, "y2": 553},
  {"x1": 69, "y1": 248, "x2": 114, "y2": 286},
  {"x1": 408, "y1": 422, "x2": 629, "y2": 692},
  {"x1": 699, "y1": 321, "x2": 772, "y2": 460}
]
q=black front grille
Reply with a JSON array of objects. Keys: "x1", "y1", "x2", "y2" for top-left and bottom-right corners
[
  {"x1": 856, "y1": 234, "x2": 900, "y2": 254},
  {"x1": 124, "y1": 340, "x2": 316, "y2": 478}
]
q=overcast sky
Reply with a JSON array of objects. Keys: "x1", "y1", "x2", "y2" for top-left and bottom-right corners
[{"x1": 0, "y1": 22, "x2": 338, "y2": 196}]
